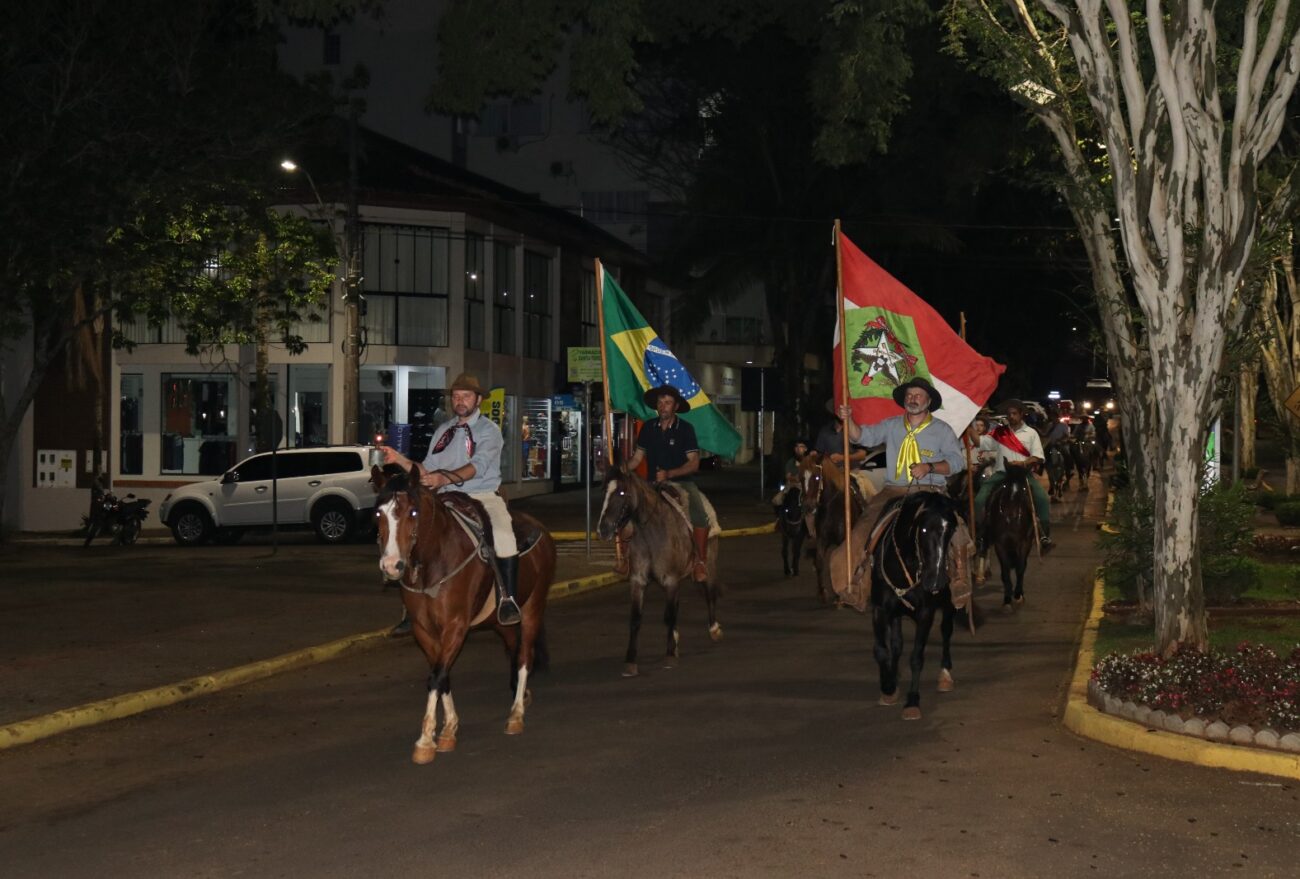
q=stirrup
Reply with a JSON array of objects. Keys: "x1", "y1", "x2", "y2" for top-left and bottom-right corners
[{"x1": 496, "y1": 596, "x2": 521, "y2": 626}]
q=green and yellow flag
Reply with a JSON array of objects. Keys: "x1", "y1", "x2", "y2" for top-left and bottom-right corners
[{"x1": 600, "y1": 267, "x2": 741, "y2": 457}]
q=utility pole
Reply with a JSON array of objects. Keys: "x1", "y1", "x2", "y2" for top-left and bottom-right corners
[{"x1": 342, "y1": 110, "x2": 362, "y2": 443}]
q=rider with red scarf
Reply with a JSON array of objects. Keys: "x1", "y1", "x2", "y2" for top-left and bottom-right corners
[{"x1": 974, "y1": 400, "x2": 1053, "y2": 552}]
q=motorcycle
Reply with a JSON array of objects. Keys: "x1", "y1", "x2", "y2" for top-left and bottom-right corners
[{"x1": 84, "y1": 484, "x2": 151, "y2": 546}]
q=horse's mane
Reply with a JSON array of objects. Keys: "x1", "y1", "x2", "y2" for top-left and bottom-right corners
[{"x1": 375, "y1": 464, "x2": 416, "y2": 506}]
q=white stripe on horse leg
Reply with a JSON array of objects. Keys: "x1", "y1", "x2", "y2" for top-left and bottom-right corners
[
  {"x1": 416, "y1": 686, "x2": 438, "y2": 749},
  {"x1": 510, "y1": 665, "x2": 529, "y2": 719},
  {"x1": 440, "y1": 691, "x2": 459, "y2": 738}
]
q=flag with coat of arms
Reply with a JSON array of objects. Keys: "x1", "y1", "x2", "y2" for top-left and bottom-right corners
[
  {"x1": 833, "y1": 229, "x2": 1004, "y2": 432},
  {"x1": 599, "y1": 266, "x2": 742, "y2": 457}
]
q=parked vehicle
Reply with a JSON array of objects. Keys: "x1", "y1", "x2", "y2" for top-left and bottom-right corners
[
  {"x1": 84, "y1": 484, "x2": 152, "y2": 546},
  {"x1": 159, "y1": 446, "x2": 377, "y2": 546}
]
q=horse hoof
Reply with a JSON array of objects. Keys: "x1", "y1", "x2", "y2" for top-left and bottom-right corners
[
  {"x1": 411, "y1": 745, "x2": 437, "y2": 765},
  {"x1": 938, "y1": 669, "x2": 955, "y2": 693},
  {"x1": 1015, "y1": 595, "x2": 1025, "y2": 605},
  {"x1": 505, "y1": 717, "x2": 524, "y2": 736},
  {"x1": 1000, "y1": 602, "x2": 1014, "y2": 614},
  {"x1": 902, "y1": 706, "x2": 922, "y2": 721},
  {"x1": 435, "y1": 735, "x2": 457, "y2": 753},
  {"x1": 663, "y1": 655, "x2": 678, "y2": 669},
  {"x1": 708, "y1": 623, "x2": 724, "y2": 642},
  {"x1": 878, "y1": 692, "x2": 900, "y2": 707},
  {"x1": 622, "y1": 663, "x2": 639, "y2": 678}
]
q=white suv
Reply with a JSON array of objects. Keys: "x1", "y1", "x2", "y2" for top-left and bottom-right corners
[{"x1": 159, "y1": 446, "x2": 378, "y2": 546}]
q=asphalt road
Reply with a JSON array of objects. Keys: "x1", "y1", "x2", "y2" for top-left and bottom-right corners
[{"x1": 3, "y1": 489, "x2": 1298, "y2": 877}]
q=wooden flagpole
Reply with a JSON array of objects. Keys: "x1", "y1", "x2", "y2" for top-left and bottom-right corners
[
  {"x1": 834, "y1": 220, "x2": 853, "y2": 599},
  {"x1": 961, "y1": 312, "x2": 977, "y2": 546}
]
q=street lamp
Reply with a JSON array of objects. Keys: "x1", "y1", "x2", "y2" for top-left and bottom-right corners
[{"x1": 280, "y1": 149, "x2": 362, "y2": 446}]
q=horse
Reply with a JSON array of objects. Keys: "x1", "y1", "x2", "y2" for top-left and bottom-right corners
[
  {"x1": 982, "y1": 463, "x2": 1038, "y2": 611},
  {"x1": 1068, "y1": 435, "x2": 1094, "y2": 484},
  {"x1": 801, "y1": 453, "x2": 867, "y2": 604},
  {"x1": 596, "y1": 464, "x2": 722, "y2": 677},
  {"x1": 869, "y1": 490, "x2": 962, "y2": 721},
  {"x1": 1044, "y1": 442, "x2": 1070, "y2": 500},
  {"x1": 776, "y1": 484, "x2": 808, "y2": 577},
  {"x1": 371, "y1": 464, "x2": 556, "y2": 765}
]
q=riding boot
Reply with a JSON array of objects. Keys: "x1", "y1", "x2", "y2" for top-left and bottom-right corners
[
  {"x1": 691, "y1": 526, "x2": 710, "y2": 582},
  {"x1": 614, "y1": 530, "x2": 630, "y2": 577},
  {"x1": 1040, "y1": 535, "x2": 1055, "y2": 555},
  {"x1": 495, "y1": 555, "x2": 522, "y2": 626}
]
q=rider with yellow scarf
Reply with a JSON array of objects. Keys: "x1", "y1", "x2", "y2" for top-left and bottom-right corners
[{"x1": 827, "y1": 377, "x2": 974, "y2": 612}]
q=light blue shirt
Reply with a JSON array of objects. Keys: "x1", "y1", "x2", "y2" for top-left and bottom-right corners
[
  {"x1": 421, "y1": 410, "x2": 504, "y2": 493},
  {"x1": 852, "y1": 414, "x2": 965, "y2": 488}
]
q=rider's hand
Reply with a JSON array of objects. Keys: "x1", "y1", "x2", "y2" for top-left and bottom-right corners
[
  {"x1": 829, "y1": 453, "x2": 843, "y2": 465},
  {"x1": 420, "y1": 471, "x2": 448, "y2": 489},
  {"x1": 379, "y1": 444, "x2": 406, "y2": 467},
  {"x1": 655, "y1": 468, "x2": 669, "y2": 483},
  {"x1": 909, "y1": 462, "x2": 933, "y2": 480},
  {"x1": 837, "y1": 404, "x2": 852, "y2": 421}
]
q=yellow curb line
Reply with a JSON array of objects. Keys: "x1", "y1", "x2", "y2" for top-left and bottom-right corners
[
  {"x1": 0, "y1": 524, "x2": 775, "y2": 752},
  {"x1": 552, "y1": 522, "x2": 776, "y2": 541},
  {"x1": 1062, "y1": 571, "x2": 1300, "y2": 780}
]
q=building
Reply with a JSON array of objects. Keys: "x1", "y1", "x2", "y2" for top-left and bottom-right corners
[{"x1": 2, "y1": 126, "x2": 648, "y2": 532}]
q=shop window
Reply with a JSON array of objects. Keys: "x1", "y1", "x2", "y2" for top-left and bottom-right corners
[
  {"x1": 521, "y1": 397, "x2": 552, "y2": 481},
  {"x1": 161, "y1": 373, "x2": 238, "y2": 475},
  {"x1": 359, "y1": 368, "x2": 395, "y2": 447},
  {"x1": 289, "y1": 365, "x2": 330, "y2": 448},
  {"x1": 362, "y1": 223, "x2": 450, "y2": 347},
  {"x1": 494, "y1": 242, "x2": 515, "y2": 355},
  {"x1": 120, "y1": 375, "x2": 144, "y2": 475},
  {"x1": 523, "y1": 251, "x2": 552, "y2": 360}
]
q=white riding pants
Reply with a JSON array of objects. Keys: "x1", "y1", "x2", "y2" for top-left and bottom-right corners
[{"x1": 471, "y1": 491, "x2": 517, "y2": 558}]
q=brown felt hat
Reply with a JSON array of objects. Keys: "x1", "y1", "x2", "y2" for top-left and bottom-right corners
[
  {"x1": 450, "y1": 372, "x2": 486, "y2": 396},
  {"x1": 644, "y1": 385, "x2": 690, "y2": 413}
]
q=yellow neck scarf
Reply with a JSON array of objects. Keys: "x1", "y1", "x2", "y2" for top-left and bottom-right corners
[{"x1": 896, "y1": 415, "x2": 933, "y2": 480}]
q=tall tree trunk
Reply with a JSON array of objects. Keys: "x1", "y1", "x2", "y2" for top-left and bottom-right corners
[
  {"x1": 1257, "y1": 246, "x2": 1300, "y2": 494},
  {"x1": 254, "y1": 290, "x2": 273, "y2": 454},
  {"x1": 0, "y1": 321, "x2": 67, "y2": 537},
  {"x1": 1239, "y1": 366, "x2": 1258, "y2": 474}
]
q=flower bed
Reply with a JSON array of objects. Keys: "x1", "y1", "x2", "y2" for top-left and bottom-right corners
[{"x1": 1090, "y1": 644, "x2": 1300, "y2": 747}]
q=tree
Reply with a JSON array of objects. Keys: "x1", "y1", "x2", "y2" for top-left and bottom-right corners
[
  {"x1": 951, "y1": 0, "x2": 1300, "y2": 653},
  {"x1": 0, "y1": 0, "x2": 331, "y2": 529}
]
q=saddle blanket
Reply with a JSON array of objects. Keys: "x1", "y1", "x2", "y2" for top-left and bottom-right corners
[{"x1": 657, "y1": 482, "x2": 722, "y2": 538}]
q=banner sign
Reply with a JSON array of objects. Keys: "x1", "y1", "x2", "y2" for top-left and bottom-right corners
[
  {"x1": 567, "y1": 347, "x2": 603, "y2": 383},
  {"x1": 480, "y1": 386, "x2": 506, "y2": 429}
]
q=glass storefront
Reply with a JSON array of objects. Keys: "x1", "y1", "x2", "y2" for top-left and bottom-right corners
[
  {"x1": 360, "y1": 368, "x2": 395, "y2": 446},
  {"x1": 553, "y1": 393, "x2": 582, "y2": 485},
  {"x1": 289, "y1": 365, "x2": 330, "y2": 448},
  {"x1": 521, "y1": 397, "x2": 551, "y2": 481},
  {"x1": 499, "y1": 394, "x2": 516, "y2": 482},
  {"x1": 161, "y1": 373, "x2": 238, "y2": 475},
  {"x1": 120, "y1": 375, "x2": 144, "y2": 475},
  {"x1": 407, "y1": 370, "x2": 449, "y2": 458}
]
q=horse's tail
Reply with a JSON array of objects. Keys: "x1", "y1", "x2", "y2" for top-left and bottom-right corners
[{"x1": 531, "y1": 623, "x2": 550, "y2": 675}]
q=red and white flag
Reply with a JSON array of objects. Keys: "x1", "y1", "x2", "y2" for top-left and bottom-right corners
[{"x1": 833, "y1": 229, "x2": 1004, "y2": 432}]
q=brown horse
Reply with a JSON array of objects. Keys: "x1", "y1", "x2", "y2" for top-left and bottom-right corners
[
  {"x1": 372, "y1": 464, "x2": 556, "y2": 765},
  {"x1": 800, "y1": 453, "x2": 868, "y2": 604},
  {"x1": 596, "y1": 464, "x2": 722, "y2": 677}
]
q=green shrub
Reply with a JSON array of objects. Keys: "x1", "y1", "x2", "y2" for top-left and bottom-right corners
[
  {"x1": 1243, "y1": 466, "x2": 1261, "y2": 480},
  {"x1": 1256, "y1": 491, "x2": 1288, "y2": 510},
  {"x1": 1102, "y1": 480, "x2": 1258, "y2": 604},
  {"x1": 1276, "y1": 501, "x2": 1300, "y2": 526}
]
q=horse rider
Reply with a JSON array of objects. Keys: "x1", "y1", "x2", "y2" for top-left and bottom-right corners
[
  {"x1": 975, "y1": 399, "x2": 1054, "y2": 553},
  {"x1": 815, "y1": 401, "x2": 871, "y2": 497},
  {"x1": 965, "y1": 411, "x2": 997, "y2": 477},
  {"x1": 1041, "y1": 403, "x2": 1071, "y2": 453},
  {"x1": 624, "y1": 384, "x2": 713, "y2": 582},
  {"x1": 770, "y1": 439, "x2": 809, "y2": 508},
  {"x1": 380, "y1": 372, "x2": 523, "y2": 628},
  {"x1": 828, "y1": 377, "x2": 974, "y2": 612}
]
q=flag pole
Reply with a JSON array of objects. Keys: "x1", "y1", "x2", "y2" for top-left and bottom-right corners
[
  {"x1": 595, "y1": 258, "x2": 623, "y2": 573},
  {"x1": 834, "y1": 220, "x2": 853, "y2": 600},
  {"x1": 960, "y1": 312, "x2": 977, "y2": 554}
]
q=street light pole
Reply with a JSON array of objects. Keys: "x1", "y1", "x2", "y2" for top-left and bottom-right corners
[{"x1": 342, "y1": 112, "x2": 362, "y2": 444}]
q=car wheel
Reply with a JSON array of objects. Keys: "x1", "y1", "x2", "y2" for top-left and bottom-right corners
[
  {"x1": 118, "y1": 518, "x2": 142, "y2": 545},
  {"x1": 170, "y1": 505, "x2": 213, "y2": 546},
  {"x1": 312, "y1": 500, "x2": 354, "y2": 544},
  {"x1": 214, "y1": 527, "x2": 245, "y2": 545}
]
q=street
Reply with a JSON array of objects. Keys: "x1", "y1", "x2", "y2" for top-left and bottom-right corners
[{"x1": 2, "y1": 485, "x2": 1297, "y2": 877}]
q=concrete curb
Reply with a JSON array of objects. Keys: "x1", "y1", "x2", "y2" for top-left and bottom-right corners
[
  {"x1": 0, "y1": 526, "x2": 775, "y2": 751},
  {"x1": 552, "y1": 522, "x2": 775, "y2": 541},
  {"x1": 1063, "y1": 571, "x2": 1300, "y2": 780}
]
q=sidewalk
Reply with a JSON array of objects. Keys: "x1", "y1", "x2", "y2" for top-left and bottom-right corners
[{"x1": 0, "y1": 464, "x2": 773, "y2": 731}]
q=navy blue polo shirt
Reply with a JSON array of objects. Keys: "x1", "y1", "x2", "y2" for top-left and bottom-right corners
[{"x1": 637, "y1": 416, "x2": 699, "y2": 481}]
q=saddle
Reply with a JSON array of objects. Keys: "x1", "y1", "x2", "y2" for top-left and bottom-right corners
[
  {"x1": 653, "y1": 482, "x2": 722, "y2": 537},
  {"x1": 440, "y1": 491, "x2": 544, "y2": 557}
]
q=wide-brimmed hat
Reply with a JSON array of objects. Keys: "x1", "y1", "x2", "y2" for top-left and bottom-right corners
[
  {"x1": 997, "y1": 398, "x2": 1026, "y2": 415},
  {"x1": 449, "y1": 372, "x2": 486, "y2": 396},
  {"x1": 892, "y1": 377, "x2": 943, "y2": 411},
  {"x1": 644, "y1": 384, "x2": 691, "y2": 413}
]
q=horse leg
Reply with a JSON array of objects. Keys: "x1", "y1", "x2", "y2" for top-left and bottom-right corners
[
  {"x1": 938, "y1": 601, "x2": 955, "y2": 693},
  {"x1": 662, "y1": 578, "x2": 681, "y2": 667},
  {"x1": 903, "y1": 607, "x2": 937, "y2": 721},
  {"x1": 1015, "y1": 557, "x2": 1028, "y2": 605},
  {"x1": 413, "y1": 666, "x2": 443, "y2": 765},
  {"x1": 437, "y1": 675, "x2": 459, "y2": 752},
  {"x1": 700, "y1": 537, "x2": 723, "y2": 642},
  {"x1": 874, "y1": 606, "x2": 900, "y2": 706},
  {"x1": 998, "y1": 547, "x2": 1014, "y2": 611},
  {"x1": 782, "y1": 534, "x2": 792, "y2": 577},
  {"x1": 792, "y1": 533, "x2": 803, "y2": 575},
  {"x1": 623, "y1": 578, "x2": 646, "y2": 677}
]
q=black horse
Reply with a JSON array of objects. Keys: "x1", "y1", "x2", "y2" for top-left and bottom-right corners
[
  {"x1": 983, "y1": 463, "x2": 1038, "y2": 611},
  {"x1": 870, "y1": 490, "x2": 962, "y2": 721},
  {"x1": 1045, "y1": 443, "x2": 1070, "y2": 500},
  {"x1": 776, "y1": 486, "x2": 808, "y2": 577}
]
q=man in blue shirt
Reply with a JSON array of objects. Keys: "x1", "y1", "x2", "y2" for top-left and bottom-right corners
[
  {"x1": 625, "y1": 385, "x2": 713, "y2": 581},
  {"x1": 829, "y1": 377, "x2": 974, "y2": 612},
  {"x1": 380, "y1": 372, "x2": 522, "y2": 626}
]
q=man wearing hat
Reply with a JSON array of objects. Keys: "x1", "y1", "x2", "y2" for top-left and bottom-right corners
[
  {"x1": 829, "y1": 377, "x2": 974, "y2": 611},
  {"x1": 625, "y1": 384, "x2": 712, "y2": 581},
  {"x1": 975, "y1": 399, "x2": 1053, "y2": 552},
  {"x1": 380, "y1": 372, "x2": 524, "y2": 626}
]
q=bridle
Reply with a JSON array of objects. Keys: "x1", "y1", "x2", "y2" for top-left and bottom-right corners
[
  {"x1": 878, "y1": 495, "x2": 952, "y2": 612},
  {"x1": 383, "y1": 469, "x2": 493, "y2": 597}
]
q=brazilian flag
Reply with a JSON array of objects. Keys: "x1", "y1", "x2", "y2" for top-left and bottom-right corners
[{"x1": 601, "y1": 269, "x2": 742, "y2": 457}]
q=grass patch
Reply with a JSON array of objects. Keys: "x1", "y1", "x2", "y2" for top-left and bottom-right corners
[
  {"x1": 1250, "y1": 562, "x2": 1300, "y2": 602},
  {"x1": 1096, "y1": 614, "x2": 1300, "y2": 658}
]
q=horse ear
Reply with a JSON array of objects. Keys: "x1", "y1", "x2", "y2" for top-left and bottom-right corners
[
  {"x1": 407, "y1": 463, "x2": 421, "y2": 497},
  {"x1": 370, "y1": 465, "x2": 386, "y2": 490}
]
